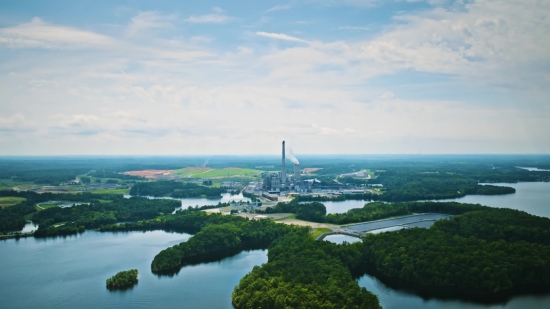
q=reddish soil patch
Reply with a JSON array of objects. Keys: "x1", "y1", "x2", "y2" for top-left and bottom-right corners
[{"x1": 122, "y1": 170, "x2": 174, "y2": 179}]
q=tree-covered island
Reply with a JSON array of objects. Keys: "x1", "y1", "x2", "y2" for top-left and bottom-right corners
[{"x1": 106, "y1": 269, "x2": 139, "y2": 289}]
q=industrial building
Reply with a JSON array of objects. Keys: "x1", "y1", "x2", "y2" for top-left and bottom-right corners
[{"x1": 261, "y1": 141, "x2": 311, "y2": 193}]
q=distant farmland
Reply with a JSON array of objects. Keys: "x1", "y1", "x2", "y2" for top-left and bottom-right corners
[
  {"x1": 174, "y1": 167, "x2": 261, "y2": 179},
  {"x1": 0, "y1": 197, "x2": 26, "y2": 208}
]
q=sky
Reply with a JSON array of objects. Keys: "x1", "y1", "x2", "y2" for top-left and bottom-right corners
[{"x1": 0, "y1": 0, "x2": 549, "y2": 155}]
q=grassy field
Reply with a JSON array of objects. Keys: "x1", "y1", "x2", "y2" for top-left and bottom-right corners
[
  {"x1": 0, "y1": 179, "x2": 37, "y2": 191},
  {"x1": 174, "y1": 167, "x2": 261, "y2": 179},
  {"x1": 37, "y1": 203, "x2": 60, "y2": 210},
  {"x1": 90, "y1": 188, "x2": 129, "y2": 194},
  {"x1": 0, "y1": 197, "x2": 27, "y2": 208},
  {"x1": 310, "y1": 228, "x2": 333, "y2": 239},
  {"x1": 274, "y1": 214, "x2": 297, "y2": 221}
]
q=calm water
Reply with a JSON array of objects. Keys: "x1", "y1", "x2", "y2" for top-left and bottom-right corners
[
  {"x1": 517, "y1": 167, "x2": 550, "y2": 172},
  {"x1": 357, "y1": 273, "x2": 550, "y2": 309},
  {"x1": 319, "y1": 182, "x2": 550, "y2": 218},
  {"x1": 324, "y1": 234, "x2": 361, "y2": 244},
  {"x1": 3, "y1": 182, "x2": 549, "y2": 308},
  {"x1": 436, "y1": 182, "x2": 550, "y2": 218},
  {"x1": 124, "y1": 192, "x2": 251, "y2": 210},
  {"x1": 353, "y1": 181, "x2": 550, "y2": 308},
  {"x1": 323, "y1": 199, "x2": 373, "y2": 214},
  {"x1": 0, "y1": 230, "x2": 267, "y2": 309}
]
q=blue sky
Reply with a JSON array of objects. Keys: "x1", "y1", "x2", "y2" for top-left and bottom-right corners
[{"x1": 0, "y1": 0, "x2": 549, "y2": 155}]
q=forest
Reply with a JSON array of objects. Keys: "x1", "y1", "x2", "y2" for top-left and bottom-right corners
[
  {"x1": 149, "y1": 213, "x2": 301, "y2": 272},
  {"x1": 32, "y1": 197, "x2": 180, "y2": 237},
  {"x1": 129, "y1": 181, "x2": 225, "y2": 198},
  {"x1": 262, "y1": 201, "x2": 327, "y2": 222},
  {"x1": 229, "y1": 201, "x2": 550, "y2": 308},
  {"x1": 0, "y1": 191, "x2": 125, "y2": 232},
  {"x1": 232, "y1": 232, "x2": 381, "y2": 309},
  {"x1": 106, "y1": 269, "x2": 139, "y2": 289}
]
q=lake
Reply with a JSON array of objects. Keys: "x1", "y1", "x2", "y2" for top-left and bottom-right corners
[
  {"x1": 124, "y1": 192, "x2": 251, "y2": 210},
  {"x1": 436, "y1": 182, "x2": 550, "y2": 218},
  {"x1": 3, "y1": 182, "x2": 549, "y2": 308},
  {"x1": 0, "y1": 230, "x2": 267, "y2": 309},
  {"x1": 318, "y1": 181, "x2": 550, "y2": 218},
  {"x1": 322, "y1": 199, "x2": 373, "y2": 214},
  {"x1": 353, "y1": 181, "x2": 550, "y2": 309},
  {"x1": 357, "y1": 273, "x2": 550, "y2": 309}
]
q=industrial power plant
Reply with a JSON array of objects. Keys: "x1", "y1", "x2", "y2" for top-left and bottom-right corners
[{"x1": 261, "y1": 141, "x2": 310, "y2": 195}]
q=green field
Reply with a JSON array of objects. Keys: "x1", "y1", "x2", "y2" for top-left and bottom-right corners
[
  {"x1": 91, "y1": 188, "x2": 130, "y2": 194},
  {"x1": 274, "y1": 214, "x2": 297, "y2": 221},
  {"x1": 37, "y1": 204, "x2": 60, "y2": 210},
  {"x1": 174, "y1": 167, "x2": 261, "y2": 179},
  {"x1": 0, "y1": 179, "x2": 37, "y2": 191},
  {"x1": 0, "y1": 197, "x2": 27, "y2": 208},
  {"x1": 310, "y1": 228, "x2": 333, "y2": 239}
]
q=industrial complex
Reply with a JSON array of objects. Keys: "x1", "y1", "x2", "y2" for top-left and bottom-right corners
[
  {"x1": 260, "y1": 141, "x2": 309, "y2": 195},
  {"x1": 243, "y1": 141, "x2": 373, "y2": 203}
]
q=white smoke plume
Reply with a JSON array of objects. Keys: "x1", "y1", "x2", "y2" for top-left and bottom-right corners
[
  {"x1": 286, "y1": 146, "x2": 299, "y2": 165},
  {"x1": 202, "y1": 158, "x2": 210, "y2": 167}
]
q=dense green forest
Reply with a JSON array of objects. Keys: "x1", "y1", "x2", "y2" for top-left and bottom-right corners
[
  {"x1": 32, "y1": 197, "x2": 180, "y2": 237},
  {"x1": 232, "y1": 202, "x2": 550, "y2": 307},
  {"x1": 151, "y1": 215, "x2": 301, "y2": 272},
  {"x1": 262, "y1": 201, "x2": 327, "y2": 222},
  {"x1": 232, "y1": 232, "x2": 381, "y2": 309},
  {"x1": 130, "y1": 181, "x2": 225, "y2": 198},
  {"x1": 0, "y1": 191, "x2": 125, "y2": 232},
  {"x1": 106, "y1": 269, "x2": 139, "y2": 289}
]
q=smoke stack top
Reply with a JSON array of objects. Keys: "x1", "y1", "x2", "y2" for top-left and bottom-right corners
[{"x1": 286, "y1": 146, "x2": 299, "y2": 165}]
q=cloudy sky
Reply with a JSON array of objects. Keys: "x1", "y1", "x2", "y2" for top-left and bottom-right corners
[{"x1": 1, "y1": 0, "x2": 549, "y2": 155}]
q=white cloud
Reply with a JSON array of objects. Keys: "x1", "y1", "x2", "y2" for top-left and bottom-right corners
[
  {"x1": 266, "y1": 4, "x2": 292, "y2": 13},
  {"x1": 125, "y1": 11, "x2": 174, "y2": 36},
  {"x1": 379, "y1": 91, "x2": 395, "y2": 99},
  {"x1": 1, "y1": 1, "x2": 549, "y2": 154},
  {"x1": 0, "y1": 114, "x2": 35, "y2": 133},
  {"x1": 186, "y1": 7, "x2": 233, "y2": 23},
  {"x1": 357, "y1": 0, "x2": 550, "y2": 85},
  {"x1": 339, "y1": 26, "x2": 369, "y2": 30},
  {"x1": 0, "y1": 17, "x2": 115, "y2": 49},
  {"x1": 256, "y1": 31, "x2": 309, "y2": 43}
]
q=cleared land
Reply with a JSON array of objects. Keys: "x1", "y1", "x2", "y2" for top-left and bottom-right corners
[
  {"x1": 175, "y1": 167, "x2": 261, "y2": 179},
  {"x1": 0, "y1": 197, "x2": 27, "y2": 208},
  {"x1": 310, "y1": 228, "x2": 333, "y2": 239},
  {"x1": 121, "y1": 170, "x2": 174, "y2": 179}
]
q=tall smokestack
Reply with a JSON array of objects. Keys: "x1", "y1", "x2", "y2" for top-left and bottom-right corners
[
  {"x1": 294, "y1": 163, "x2": 300, "y2": 183},
  {"x1": 282, "y1": 141, "x2": 286, "y2": 189}
]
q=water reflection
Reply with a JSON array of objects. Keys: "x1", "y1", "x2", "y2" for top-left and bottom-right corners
[
  {"x1": 357, "y1": 272, "x2": 550, "y2": 309},
  {"x1": 323, "y1": 234, "x2": 361, "y2": 244},
  {"x1": 124, "y1": 192, "x2": 251, "y2": 209}
]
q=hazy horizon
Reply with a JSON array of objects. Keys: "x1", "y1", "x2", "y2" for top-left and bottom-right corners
[{"x1": 1, "y1": 0, "x2": 549, "y2": 155}]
